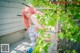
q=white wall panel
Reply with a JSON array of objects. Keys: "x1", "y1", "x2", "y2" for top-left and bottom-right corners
[
  {"x1": 0, "y1": 18, "x2": 23, "y2": 25},
  {"x1": 0, "y1": 25, "x2": 25, "y2": 36},
  {"x1": 0, "y1": 1, "x2": 23, "y2": 8},
  {"x1": 0, "y1": 0, "x2": 25, "y2": 36}
]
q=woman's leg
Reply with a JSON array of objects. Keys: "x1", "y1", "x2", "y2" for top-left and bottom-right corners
[{"x1": 29, "y1": 32, "x2": 36, "y2": 48}]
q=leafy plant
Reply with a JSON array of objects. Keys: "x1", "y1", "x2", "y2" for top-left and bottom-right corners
[
  {"x1": 32, "y1": 29, "x2": 52, "y2": 53},
  {"x1": 25, "y1": 0, "x2": 80, "y2": 53},
  {"x1": 65, "y1": 50, "x2": 77, "y2": 53}
]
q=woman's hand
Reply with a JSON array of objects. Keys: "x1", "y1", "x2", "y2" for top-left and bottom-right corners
[{"x1": 44, "y1": 38, "x2": 51, "y2": 42}]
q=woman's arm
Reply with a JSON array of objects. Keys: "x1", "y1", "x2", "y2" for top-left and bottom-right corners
[{"x1": 31, "y1": 15, "x2": 44, "y2": 29}]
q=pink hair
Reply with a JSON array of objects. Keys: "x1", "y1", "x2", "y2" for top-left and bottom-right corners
[{"x1": 22, "y1": 5, "x2": 43, "y2": 29}]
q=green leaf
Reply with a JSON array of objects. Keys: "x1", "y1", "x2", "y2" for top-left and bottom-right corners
[{"x1": 58, "y1": 33, "x2": 64, "y2": 39}]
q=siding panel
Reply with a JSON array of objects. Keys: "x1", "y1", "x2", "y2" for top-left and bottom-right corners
[
  {"x1": 0, "y1": 7, "x2": 22, "y2": 13},
  {"x1": 0, "y1": 0, "x2": 24, "y2": 3},
  {"x1": 0, "y1": 13, "x2": 21, "y2": 19},
  {"x1": 0, "y1": 1, "x2": 23, "y2": 8},
  {"x1": 0, "y1": 0, "x2": 25, "y2": 36},
  {"x1": 0, "y1": 25, "x2": 24, "y2": 36},
  {"x1": 0, "y1": 22, "x2": 24, "y2": 31},
  {"x1": 0, "y1": 18, "x2": 23, "y2": 25}
]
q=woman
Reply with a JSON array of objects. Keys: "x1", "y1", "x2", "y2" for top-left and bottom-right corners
[
  {"x1": 22, "y1": 4, "x2": 44, "y2": 49},
  {"x1": 22, "y1": 5, "x2": 57, "y2": 53}
]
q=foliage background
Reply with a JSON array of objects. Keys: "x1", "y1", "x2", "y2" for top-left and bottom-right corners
[{"x1": 25, "y1": 0, "x2": 80, "y2": 53}]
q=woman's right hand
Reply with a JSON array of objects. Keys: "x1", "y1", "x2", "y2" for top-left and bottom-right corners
[{"x1": 44, "y1": 38, "x2": 51, "y2": 42}]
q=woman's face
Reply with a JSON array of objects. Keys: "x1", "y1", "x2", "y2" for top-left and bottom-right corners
[
  {"x1": 26, "y1": 11, "x2": 30, "y2": 18},
  {"x1": 26, "y1": 7, "x2": 32, "y2": 18}
]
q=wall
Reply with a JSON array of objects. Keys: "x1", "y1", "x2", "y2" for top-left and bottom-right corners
[
  {"x1": 0, "y1": 0, "x2": 25, "y2": 36},
  {"x1": 0, "y1": 0, "x2": 27, "y2": 45}
]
